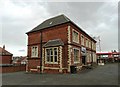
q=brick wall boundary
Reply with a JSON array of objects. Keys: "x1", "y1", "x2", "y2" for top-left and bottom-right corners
[{"x1": 0, "y1": 65, "x2": 26, "y2": 73}]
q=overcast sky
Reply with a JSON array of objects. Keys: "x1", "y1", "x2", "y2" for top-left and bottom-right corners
[{"x1": 0, "y1": 0, "x2": 118, "y2": 56}]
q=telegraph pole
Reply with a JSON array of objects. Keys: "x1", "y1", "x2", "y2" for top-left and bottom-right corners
[
  {"x1": 98, "y1": 36, "x2": 101, "y2": 52},
  {"x1": 93, "y1": 36, "x2": 101, "y2": 52}
]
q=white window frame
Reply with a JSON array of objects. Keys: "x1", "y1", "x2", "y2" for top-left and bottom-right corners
[
  {"x1": 92, "y1": 42, "x2": 96, "y2": 50},
  {"x1": 93, "y1": 52, "x2": 96, "y2": 62},
  {"x1": 87, "y1": 51, "x2": 92, "y2": 62},
  {"x1": 31, "y1": 46, "x2": 38, "y2": 58},
  {"x1": 89, "y1": 41, "x2": 91, "y2": 48},
  {"x1": 81, "y1": 35, "x2": 84, "y2": 46},
  {"x1": 45, "y1": 47, "x2": 58, "y2": 64},
  {"x1": 86, "y1": 38, "x2": 88, "y2": 47},
  {"x1": 94, "y1": 43, "x2": 96, "y2": 50},
  {"x1": 86, "y1": 51, "x2": 89, "y2": 62},
  {"x1": 73, "y1": 48, "x2": 80, "y2": 63},
  {"x1": 72, "y1": 29, "x2": 79, "y2": 43},
  {"x1": 89, "y1": 52, "x2": 92, "y2": 62},
  {"x1": 87, "y1": 39, "x2": 89, "y2": 48},
  {"x1": 92, "y1": 42, "x2": 94, "y2": 50},
  {"x1": 114, "y1": 55, "x2": 118, "y2": 57}
]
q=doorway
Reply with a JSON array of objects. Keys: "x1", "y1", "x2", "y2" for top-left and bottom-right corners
[{"x1": 82, "y1": 56, "x2": 86, "y2": 65}]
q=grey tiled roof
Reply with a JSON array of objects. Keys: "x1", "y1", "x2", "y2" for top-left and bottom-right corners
[
  {"x1": 43, "y1": 39, "x2": 64, "y2": 48},
  {"x1": 26, "y1": 14, "x2": 96, "y2": 42},
  {"x1": 27, "y1": 14, "x2": 71, "y2": 33}
]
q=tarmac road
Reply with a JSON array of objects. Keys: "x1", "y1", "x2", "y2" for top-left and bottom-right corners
[{"x1": 2, "y1": 63, "x2": 118, "y2": 85}]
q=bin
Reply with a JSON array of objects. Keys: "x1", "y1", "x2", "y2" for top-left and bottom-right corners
[{"x1": 70, "y1": 65, "x2": 77, "y2": 74}]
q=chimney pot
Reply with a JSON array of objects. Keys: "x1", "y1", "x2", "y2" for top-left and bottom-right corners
[{"x1": 3, "y1": 45, "x2": 5, "y2": 50}]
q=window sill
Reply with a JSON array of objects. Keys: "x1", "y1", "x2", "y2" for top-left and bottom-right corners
[
  {"x1": 74, "y1": 62, "x2": 80, "y2": 64},
  {"x1": 31, "y1": 57, "x2": 39, "y2": 58},
  {"x1": 45, "y1": 62, "x2": 58, "y2": 64},
  {"x1": 73, "y1": 41, "x2": 79, "y2": 44}
]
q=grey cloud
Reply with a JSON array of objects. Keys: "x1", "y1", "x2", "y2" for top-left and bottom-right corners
[
  {"x1": 1, "y1": 1, "x2": 118, "y2": 56},
  {"x1": 2, "y1": 0, "x2": 49, "y2": 46},
  {"x1": 46, "y1": 2, "x2": 118, "y2": 52},
  {"x1": 1, "y1": 0, "x2": 50, "y2": 56},
  {"x1": 18, "y1": 49, "x2": 25, "y2": 52}
]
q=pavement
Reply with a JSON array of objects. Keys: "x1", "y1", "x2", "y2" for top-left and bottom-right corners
[{"x1": 2, "y1": 63, "x2": 119, "y2": 85}]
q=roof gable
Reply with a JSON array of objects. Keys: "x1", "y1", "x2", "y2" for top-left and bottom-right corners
[{"x1": 0, "y1": 47, "x2": 13, "y2": 56}]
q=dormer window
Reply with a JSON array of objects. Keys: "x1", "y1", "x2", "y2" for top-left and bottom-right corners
[{"x1": 49, "y1": 21, "x2": 53, "y2": 25}]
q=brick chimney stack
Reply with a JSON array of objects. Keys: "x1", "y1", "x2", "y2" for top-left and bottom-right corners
[
  {"x1": 3, "y1": 45, "x2": 5, "y2": 50},
  {"x1": 2, "y1": 45, "x2": 5, "y2": 55}
]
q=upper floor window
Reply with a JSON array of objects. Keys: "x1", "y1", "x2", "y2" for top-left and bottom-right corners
[
  {"x1": 94, "y1": 43, "x2": 96, "y2": 50},
  {"x1": 81, "y1": 35, "x2": 84, "y2": 46},
  {"x1": 92, "y1": 42, "x2": 94, "y2": 50},
  {"x1": 31, "y1": 46, "x2": 38, "y2": 57},
  {"x1": 86, "y1": 38, "x2": 88, "y2": 47},
  {"x1": 72, "y1": 30, "x2": 79, "y2": 43},
  {"x1": 89, "y1": 41, "x2": 91, "y2": 48},
  {"x1": 45, "y1": 47, "x2": 58, "y2": 64}
]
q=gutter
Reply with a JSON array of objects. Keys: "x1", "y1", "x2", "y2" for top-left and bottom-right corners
[{"x1": 40, "y1": 31, "x2": 42, "y2": 73}]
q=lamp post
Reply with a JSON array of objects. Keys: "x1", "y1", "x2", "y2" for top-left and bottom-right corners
[{"x1": 26, "y1": 56, "x2": 28, "y2": 72}]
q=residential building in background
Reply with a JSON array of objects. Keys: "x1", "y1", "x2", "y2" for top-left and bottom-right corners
[
  {"x1": 0, "y1": 45, "x2": 26, "y2": 73},
  {"x1": 0, "y1": 45, "x2": 13, "y2": 65},
  {"x1": 26, "y1": 14, "x2": 97, "y2": 73},
  {"x1": 12, "y1": 56, "x2": 27, "y2": 65}
]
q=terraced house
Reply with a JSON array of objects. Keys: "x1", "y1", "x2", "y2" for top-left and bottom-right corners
[{"x1": 26, "y1": 14, "x2": 97, "y2": 73}]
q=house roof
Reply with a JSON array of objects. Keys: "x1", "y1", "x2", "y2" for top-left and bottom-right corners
[
  {"x1": 26, "y1": 14, "x2": 96, "y2": 42},
  {"x1": 15, "y1": 56, "x2": 27, "y2": 63},
  {"x1": 112, "y1": 52, "x2": 120, "y2": 55},
  {"x1": 43, "y1": 39, "x2": 64, "y2": 48},
  {"x1": 27, "y1": 14, "x2": 71, "y2": 33},
  {"x1": 96, "y1": 52, "x2": 112, "y2": 55},
  {"x1": 97, "y1": 52, "x2": 120, "y2": 55},
  {"x1": 0, "y1": 47, "x2": 13, "y2": 56}
]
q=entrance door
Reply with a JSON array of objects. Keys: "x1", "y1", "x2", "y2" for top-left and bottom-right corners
[{"x1": 82, "y1": 56, "x2": 86, "y2": 65}]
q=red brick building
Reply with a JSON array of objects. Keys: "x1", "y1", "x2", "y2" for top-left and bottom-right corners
[
  {"x1": 26, "y1": 14, "x2": 97, "y2": 73},
  {"x1": 0, "y1": 45, "x2": 13, "y2": 65}
]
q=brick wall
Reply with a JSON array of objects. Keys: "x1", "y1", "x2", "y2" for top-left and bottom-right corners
[
  {"x1": 43, "y1": 69, "x2": 59, "y2": 74},
  {"x1": 0, "y1": 65, "x2": 26, "y2": 73},
  {"x1": 42, "y1": 24, "x2": 68, "y2": 43},
  {"x1": 27, "y1": 24, "x2": 69, "y2": 73},
  {"x1": 28, "y1": 32, "x2": 41, "y2": 45},
  {"x1": 27, "y1": 24, "x2": 68, "y2": 59},
  {"x1": 27, "y1": 58, "x2": 40, "y2": 71},
  {"x1": 0, "y1": 55, "x2": 12, "y2": 64}
]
